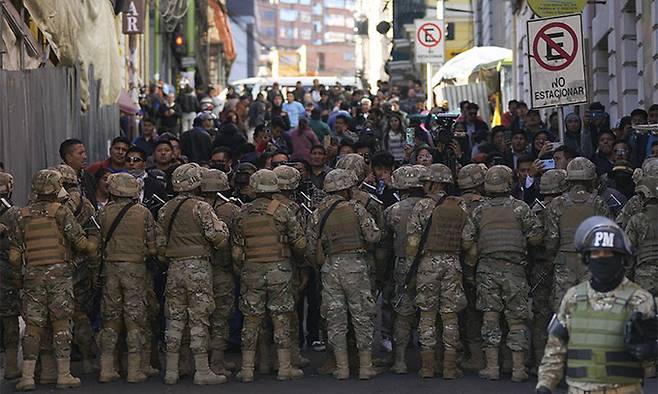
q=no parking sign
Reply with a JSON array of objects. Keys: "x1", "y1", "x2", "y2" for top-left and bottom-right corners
[{"x1": 527, "y1": 14, "x2": 587, "y2": 108}]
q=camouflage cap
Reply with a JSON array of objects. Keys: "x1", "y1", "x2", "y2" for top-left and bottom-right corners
[
  {"x1": 566, "y1": 157, "x2": 597, "y2": 181},
  {"x1": 273, "y1": 165, "x2": 301, "y2": 191},
  {"x1": 31, "y1": 169, "x2": 63, "y2": 195},
  {"x1": 413, "y1": 165, "x2": 431, "y2": 182},
  {"x1": 428, "y1": 163, "x2": 453, "y2": 184},
  {"x1": 52, "y1": 164, "x2": 78, "y2": 186},
  {"x1": 324, "y1": 168, "x2": 357, "y2": 193},
  {"x1": 392, "y1": 166, "x2": 423, "y2": 189},
  {"x1": 457, "y1": 163, "x2": 487, "y2": 190},
  {"x1": 0, "y1": 172, "x2": 14, "y2": 195},
  {"x1": 484, "y1": 165, "x2": 513, "y2": 194},
  {"x1": 539, "y1": 169, "x2": 568, "y2": 195},
  {"x1": 201, "y1": 168, "x2": 230, "y2": 192},
  {"x1": 172, "y1": 163, "x2": 203, "y2": 192},
  {"x1": 107, "y1": 173, "x2": 141, "y2": 198},
  {"x1": 250, "y1": 169, "x2": 280, "y2": 193},
  {"x1": 336, "y1": 153, "x2": 368, "y2": 182}
]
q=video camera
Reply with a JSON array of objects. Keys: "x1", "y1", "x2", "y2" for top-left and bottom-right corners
[{"x1": 427, "y1": 113, "x2": 459, "y2": 145}]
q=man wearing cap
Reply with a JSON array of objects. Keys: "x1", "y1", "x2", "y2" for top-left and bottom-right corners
[{"x1": 180, "y1": 112, "x2": 214, "y2": 164}]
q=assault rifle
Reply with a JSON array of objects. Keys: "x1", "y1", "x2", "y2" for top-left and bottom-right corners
[
  {"x1": 217, "y1": 192, "x2": 243, "y2": 206},
  {"x1": 359, "y1": 182, "x2": 384, "y2": 205}
]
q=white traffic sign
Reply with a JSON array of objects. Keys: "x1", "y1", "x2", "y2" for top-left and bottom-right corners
[
  {"x1": 414, "y1": 19, "x2": 444, "y2": 65},
  {"x1": 527, "y1": 14, "x2": 587, "y2": 108}
]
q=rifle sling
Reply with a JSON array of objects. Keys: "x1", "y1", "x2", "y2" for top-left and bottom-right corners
[
  {"x1": 316, "y1": 199, "x2": 343, "y2": 250},
  {"x1": 166, "y1": 197, "x2": 192, "y2": 242}
]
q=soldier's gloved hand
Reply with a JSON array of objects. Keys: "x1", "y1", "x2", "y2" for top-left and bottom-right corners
[{"x1": 535, "y1": 386, "x2": 551, "y2": 394}]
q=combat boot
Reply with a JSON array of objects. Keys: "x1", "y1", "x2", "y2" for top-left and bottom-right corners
[
  {"x1": 358, "y1": 351, "x2": 380, "y2": 380},
  {"x1": 333, "y1": 351, "x2": 349, "y2": 380},
  {"x1": 163, "y1": 352, "x2": 179, "y2": 385},
  {"x1": 238, "y1": 350, "x2": 255, "y2": 383},
  {"x1": 442, "y1": 350, "x2": 463, "y2": 379},
  {"x1": 15, "y1": 360, "x2": 36, "y2": 391},
  {"x1": 126, "y1": 353, "x2": 147, "y2": 383},
  {"x1": 4, "y1": 348, "x2": 21, "y2": 380},
  {"x1": 276, "y1": 349, "x2": 304, "y2": 381},
  {"x1": 55, "y1": 358, "x2": 81, "y2": 389},
  {"x1": 390, "y1": 345, "x2": 407, "y2": 374},
  {"x1": 193, "y1": 353, "x2": 227, "y2": 385},
  {"x1": 511, "y1": 351, "x2": 528, "y2": 382},
  {"x1": 419, "y1": 350, "x2": 436, "y2": 378},
  {"x1": 317, "y1": 349, "x2": 336, "y2": 375},
  {"x1": 461, "y1": 343, "x2": 484, "y2": 371},
  {"x1": 141, "y1": 349, "x2": 159, "y2": 377},
  {"x1": 210, "y1": 350, "x2": 232, "y2": 376},
  {"x1": 39, "y1": 353, "x2": 57, "y2": 384},
  {"x1": 479, "y1": 348, "x2": 500, "y2": 380},
  {"x1": 99, "y1": 353, "x2": 120, "y2": 383}
]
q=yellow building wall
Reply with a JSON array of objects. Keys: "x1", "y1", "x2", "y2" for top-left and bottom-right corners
[{"x1": 445, "y1": 20, "x2": 473, "y2": 60}]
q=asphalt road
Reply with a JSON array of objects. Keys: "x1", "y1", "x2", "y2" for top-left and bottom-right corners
[{"x1": 2, "y1": 350, "x2": 656, "y2": 394}]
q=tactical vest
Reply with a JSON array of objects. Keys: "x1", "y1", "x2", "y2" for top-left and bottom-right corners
[
  {"x1": 566, "y1": 282, "x2": 643, "y2": 385},
  {"x1": 323, "y1": 201, "x2": 365, "y2": 255},
  {"x1": 425, "y1": 197, "x2": 467, "y2": 254},
  {"x1": 559, "y1": 192, "x2": 597, "y2": 252},
  {"x1": 165, "y1": 198, "x2": 211, "y2": 258},
  {"x1": 242, "y1": 199, "x2": 290, "y2": 264},
  {"x1": 0, "y1": 207, "x2": 9, "y2": 257},
  {"x1": 102, "y1": 202, "x2": 149, "y2": 263},
  {"x1": 637, "y1": 204, "x2": 658, "y2": 266},
  {"x1": 21, "y1": 203, "x2": 68, "y2": 266},
  {"x1": 211, "y1": 200, "x2": 236, "y2": 268},
  {"x1": 392, "y1": 197, "x2": 421, "y2": 258},
  {"x1": 478, "y1": 198, "x2": 525, "y2": 255},
  {"x1": 462, "y1": 193, "x2": 483, "y2": 215}
]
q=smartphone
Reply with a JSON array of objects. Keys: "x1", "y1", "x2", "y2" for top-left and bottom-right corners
[
  {"x1": 405, "y1": 127, "x2": 415, "y2": 146},
  {"x1": 539, "y1": 159, "x2": 556, "y2": 170}
]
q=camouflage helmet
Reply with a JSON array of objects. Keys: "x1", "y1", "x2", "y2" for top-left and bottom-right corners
[
  {"x1": 428, "y1": 163, "x2": 453, "y2": 184},
  {"x1": 336, "y1": 153, "x2": 368, "y2": 182},
  {"x1": 413, "y1": 165, "x2": 431, "y2": 182},
  {"x1": 273, "y1": 165, "x2": 301, "y2": 191},
  {"x1": 201, "y1": 168, "x2": 230, "y2": 192},
  {"x1": 566, "y1": 157, "x2": 597, "y2": 181},
  {"x1": 539, "y1": 169, "x2": 568, "y2": 195},
  {"x1": 484, "y1": 165, "x2": 513, "y2": 194},
  {"x1": 633, "y1": 158, "x2": 658, "y2": 186},
  {"x1": 172, "y1": 163, "x2": 203, "y2": 192},
  {"x1": 457, "y1": 163, "x2": 487, "y2": 190},
  {"x1": 324, "y1": 169, "x2": 357, "y2": 193},
  {"x1": 574, "y1": 216, "x2": 633, "y2": 256},
  {"x1": 392, "y1": 166, "x2": 423, "y2": 189},
  {"x1": 52, "y1": 164, "x2": 78, "y2": 186},
  {"x1": 0, "y1": 172, "x2": 14, "y2": 195},
  {"x1": 107, "y1": 173, "x2": 141, "y2": 198},
  {"x1": 249, "y1": 169, "x2": 280, "y2": 193},
  {"x1": 31, "y1": 169, "x2": 63, "y2": 195}
]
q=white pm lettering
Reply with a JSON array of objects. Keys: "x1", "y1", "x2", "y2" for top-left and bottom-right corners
[{"x1": 593, "y1": 231, "x2": 615, "y2": 247}]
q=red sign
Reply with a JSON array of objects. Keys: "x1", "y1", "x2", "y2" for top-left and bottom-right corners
[
  {"x1": 416, "y1": 22, "x2": 443, "y2": 48},
  {"x1": 532, "y1": 21, "x2": 578, "y2": 71}
]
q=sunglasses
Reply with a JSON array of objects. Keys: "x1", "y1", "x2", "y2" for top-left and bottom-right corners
[
  {"x1": 126, "y1": 157, "x2": 145, "y2": 163},
  {"x1": 272, "y1": 161, "x2": 287, "y2": 168}
]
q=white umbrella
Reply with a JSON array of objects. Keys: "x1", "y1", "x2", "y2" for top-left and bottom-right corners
[{"x1": 432, "y1": 46, "x2": 513, "y2": 86}]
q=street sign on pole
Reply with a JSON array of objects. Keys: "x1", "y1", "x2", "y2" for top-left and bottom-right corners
[
  {"x1": 527, "y1": 14, "x2": 587, "y2": 109},
  {"x1": 528, "y1": 0, "x2": 586, "y2": 18},
  {"x1": 414, "y1": 20, "x2": 444, "y2": 65}
]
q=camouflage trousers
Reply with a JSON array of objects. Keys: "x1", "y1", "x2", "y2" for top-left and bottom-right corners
[
  {"x1": 529, "y1": 257, "x2": 553, "y2": 367},
  {"x1": 72, "y1": 257, "x2": 96, "y2": 359},
  {"x1": 0, "y1": 258, "x2": 20, "y2": 351},
  {"x1": 239, "y1": 261, "x2": 294, "y2": 351},
  {"x1": 99, "y1": 262, "x2": 148, "y2": 354},
  {"x1": 634, "y1": 262, "x2": 658, "y2": 296},
  {"x1": 210, "y1": 264, "x2": 235, "y2": 352},
  {"x1": 165, "y1": 258, "x2": 214, "y2": 354},
  {"x1": 321, "y1": 253, "x2": 375, "y2": 353},
  {"x1": 552, "y1": 252, "x2": 588, "y2": 311},
  {"x1": 21, "y1": 263, "x2": 74, "y2": 360},
  {"x1": 415, "y1": 253, "x2": 467, "y2": 352},
  {"x1": 476, "y1": 258, "x2": 529, "y2": 352},
  {"x1": 143, "y1": 270, "x2": 160, "y2": 357}
]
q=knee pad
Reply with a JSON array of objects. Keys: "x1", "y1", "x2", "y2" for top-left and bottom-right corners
[
  {"x1": 2, "y1": 317, "x2": 20, "y2": 346},
  {"x1": 482, "y1": 311, "x2": 500, "y2": 324},
  {"x1": 23, "y1": 325, "x2": 46, "y2": 359},
  {"x1": 440, "y1": 312, "x2": 459, "y2": 326},
  {"x1": 126, "y1": 328, "x2": 145, "y2": 354},
  {"x1": 73, "y1": 311, "x2": 90, "y2": 324},
  {"x1": 99, "y1": 327, "x2": 119, "y2": 353}
]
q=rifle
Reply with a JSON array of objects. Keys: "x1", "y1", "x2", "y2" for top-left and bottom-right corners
[
  {"x1": 359, "y1": 182, "x2": 385, "y2": 205},
  {"x1": 533, "y1": 198, "x2": 546, "y2": 209},
  {"x1": 0, "y1": 197, "x2": 11, "y2": 209},
  {"x1": 217, "y1": 192, "x2": 244, "y2": 206}
]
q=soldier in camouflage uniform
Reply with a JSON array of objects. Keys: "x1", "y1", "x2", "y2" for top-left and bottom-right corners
[
  {"x1": 529, "y1": 169, "x2": 568, "y2": 372},
  {"x1": 544, "y1": 157, "x2": 610, "y2": 311},
  {"x1": 0, "y1": 173, "x2": 21, "y2": 380},
  {"x1": 273, "y1": 165, "x2": 311, "y2": 369},
  {"x1": 379, "y1": 166, "x2": 426, "y2": 375},
  {"x1": 12, "y1": 169, "x2": 94, "y2": 391},
  {"x1": 462, "y1": 165, "x2": 543, "y2": 383},
  {"x1": 307, "y1": 169, "x2": 381, "y2": 380},
  {"x1": 199, "y1": 168, "x2": 240, "y2": 376},
  {"x1": 157, "y1": 163, "x2": 229, "y2": 385},
  {"x1": 407, "y1": 164, "x2": 468, "y2": 379},
  {"x1": 615, "y1": 158, "x2": 658, "y2": 228},
  {"x1": 232, "y1": 169, "x2": 307, "y2": 383},
  {"x1": 53, "y1": 164, "x2": 100, "y2": 374},
  {"x1": 537, "y1": 217, "x2": 655, "y2": 394},
  {"x1": 97, "y1": 173, "x2": 157, "y2": 383},
  {"x1": 456, "y1": 163, "x2": 488, "y2": 373}
]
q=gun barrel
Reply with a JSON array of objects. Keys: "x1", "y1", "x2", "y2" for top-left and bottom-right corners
[
  {"x1": 533, "y1": 198, "x2": 546, "y2": 209},
  {"x1": 301, "y1": 203, "x2": 313, "y2": 214},
  {"x1": 360, "y1": 181, "x2": 377, "y2": 192},
  {"x1": 230, "y1": 197, "x2": 244, "y2": 206},
  {"x1": 0, "y1": 198, "x2": 11, "y2": 209},
  {"x1": 216, "y1": 192, "x2": 231, "y2": 203},
  {"x1": 90, "y1": 216, "x2": 101, "y2": 230},
  {"x1": 368, "y1": 194, "x2": 384, "y2": 205},
  {"x1": 153, "y1": 195, "x2": 166, "y2": 205},
  {"x1": 300, "y1": 192, "x2": 312, "y2": 202}
]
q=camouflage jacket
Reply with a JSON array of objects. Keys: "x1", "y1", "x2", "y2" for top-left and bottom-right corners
[
  {"x1": 206, "y1": 197, "x2": 240, "y2": 270},
  {"x1": 616, "y1": 194, "x2": 645, "y2": 229},
  {"x1": 381, "y1": 195, "x2": 424, "y2": 260}
]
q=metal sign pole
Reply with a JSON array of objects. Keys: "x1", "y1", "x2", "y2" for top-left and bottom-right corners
[
  {"x1": 426, "y1": 63, "x2": 433, "y2": 110},
  {"x1": 557, "y1": 105, "x2": 564, "y2": 142}
]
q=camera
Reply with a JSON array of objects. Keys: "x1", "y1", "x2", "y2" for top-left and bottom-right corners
[{"x1": 427, "y1": 113, "x2": 458, "y2": 145}]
